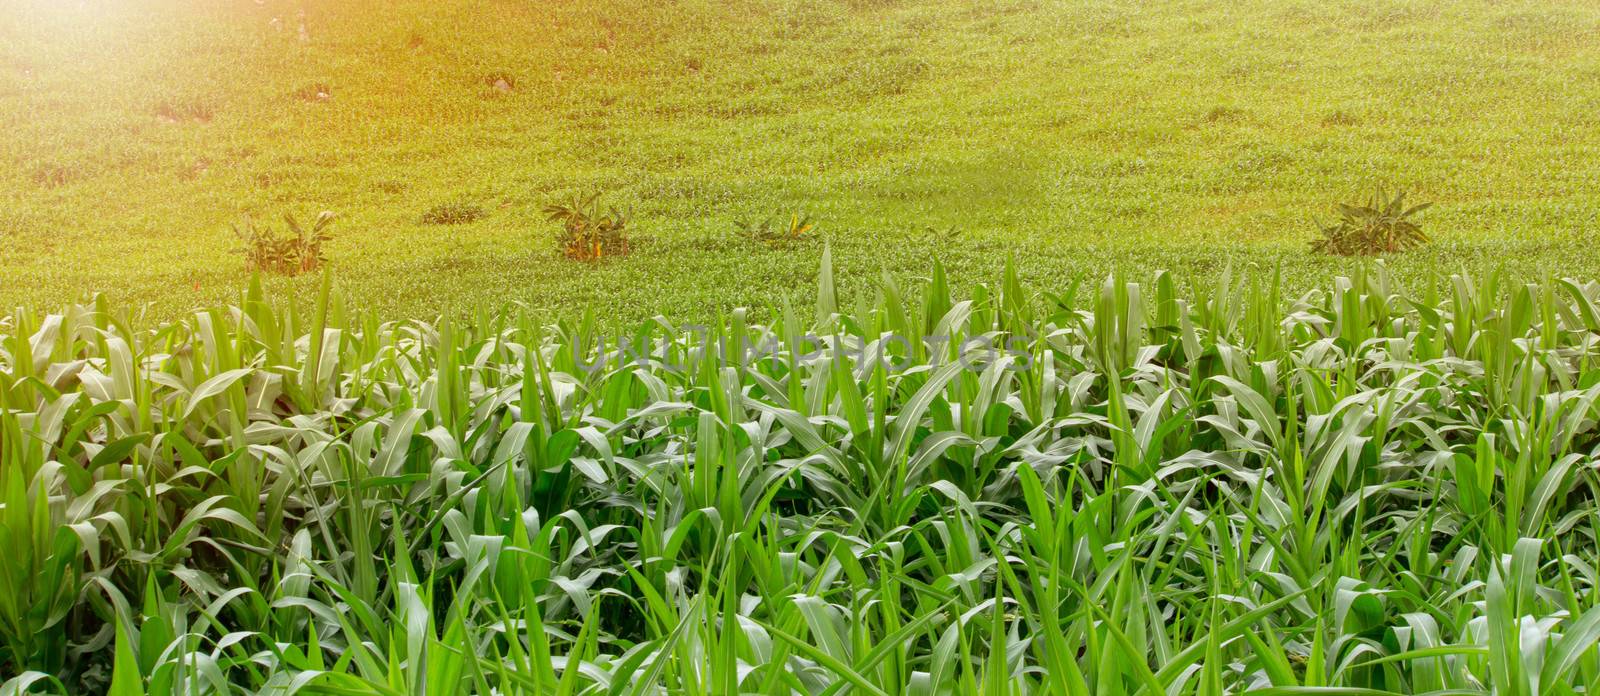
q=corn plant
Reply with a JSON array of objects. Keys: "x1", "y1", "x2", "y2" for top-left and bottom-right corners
[
  {"x1": 735, "y1": 211, "x2": 815, "y2": 246},
  {"x1": 1312, "y1": 188, "x2": 1431, "y2": 255},
  {"x1": 3, "y1": 259, "x2": 1600, "y2": 694},
  {"x1": 419, "y1": 201, "x2": 485, "y2": 225},
  {"x1": 231, "y1": 211, "x2": 334, "y2": 276},
  {"x1": 544, "y1": 192, "x2": 630, "y2": 261}
]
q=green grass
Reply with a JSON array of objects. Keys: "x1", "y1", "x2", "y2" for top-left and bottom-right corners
[
  {"x1": 4, "y1": 258, "x2": 1600, "y2": 692},
  {"x1": 3, "y1": 0, "x2": 1600, "y2": 319}
]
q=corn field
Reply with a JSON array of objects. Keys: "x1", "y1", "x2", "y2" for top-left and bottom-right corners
[{"x1": 3, "y1": 257, "x2": 1600, "y2": 694}]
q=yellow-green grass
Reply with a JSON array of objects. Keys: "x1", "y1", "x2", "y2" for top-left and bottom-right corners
[{"x1": 2, "y1": 0, "x2": 1598, "y2": 320}]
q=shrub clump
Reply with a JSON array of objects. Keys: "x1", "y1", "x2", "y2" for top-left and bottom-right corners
[
  {"x1": 233, "y1": 211, "x2": 334, "y2": 276},
  {"x1": 293, "y1": 83, "x2": 333, "y2": 102},
  {"x1": 485, "y1": 72, "x2": 516, "y2": 93},
  {"x1": 420, "y1": 202, "x2": 485, "y2": 225},
  {"x1": 545, "y1": 192, "x2": 631, "y2": 261},
  {"x1": 735, "y1": 211, "x2": 815, "y2": 247},
  {"x1": 1312, "y1": 189, "x2": 1430, "y2": 256},
  {"x1": 154, "y1": 99, "x2": 214, "y2": 123},
  {"x1": 31, "y1": 163, "x2": 74, "y2": 188}
]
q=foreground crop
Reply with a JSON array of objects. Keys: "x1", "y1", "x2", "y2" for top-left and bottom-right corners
[{"x1": 3, "y1": 262, "x2": 1600, "y2": 694}]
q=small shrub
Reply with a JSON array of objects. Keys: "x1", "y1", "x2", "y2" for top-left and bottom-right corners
[
  {"x1": 1321, "y1": 110, "x2": 1360, "y2": 127},
  {"x1": 421, "y1": 202, "x2": 484, "y2": 225},
  {"x1": 924, "y1": 224, "x2": 962, "y2": 244},
  {"x1": 485, "y1": 72, "x2": 516, "y2": 93},
  {"x1": 544, "y1": 193, "x2": 630, "y2": 261},
  {"x1": 155, "y1": 99, "x2": 213, "y2": 123},
  {"x1": 180, "y1": 158, "x2": 211, "y2": 182},
  {"x1": 1201, "y1": 105, "x2": 1247, "y2": 124},
  {"x1": 1312, "y1": 189, "x2": 1430, "y2": 256},
  {"x1": 255, "y1": 171, "x2": 286, "y2": 189},
  {"x1": 233, "y1": 211, "x2": 334, "y2": 276},
  {"x1": 735, "y1": 212, "x2": 815, "y2": 247},
  {"x1": 293, "y1": 83, "x2": 332, "y2": 102},
  {"x1": 31, "y1": 163, "x2": 74, "y2": 188}
]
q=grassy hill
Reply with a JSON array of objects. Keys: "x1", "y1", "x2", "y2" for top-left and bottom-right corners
[{"x1": 3, "y1": 0, "x2": 1599, "y2": 319}]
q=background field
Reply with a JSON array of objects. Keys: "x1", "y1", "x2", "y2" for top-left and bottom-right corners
[
  {"x1": 3, "y1": 0, "x2": 1599, "y2": 320},
  {"x1": 9, "y1": 2, "x2": 1600, "y2": 692}
]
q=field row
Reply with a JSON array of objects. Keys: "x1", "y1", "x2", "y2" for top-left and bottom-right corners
[{"x1": 3, "y1": 258, "x2": 1600, "y2": 693}]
